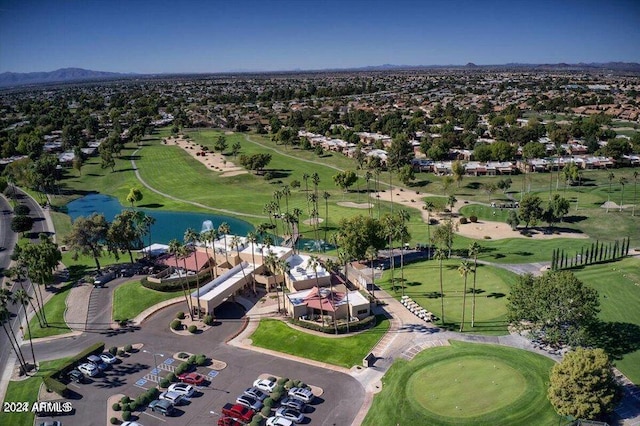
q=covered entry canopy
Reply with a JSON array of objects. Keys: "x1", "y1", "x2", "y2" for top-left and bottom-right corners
[{"x1": 191, "y1": 262, "x2": 256, "y2": 313}]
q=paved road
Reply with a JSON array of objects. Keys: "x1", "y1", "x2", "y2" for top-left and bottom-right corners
[{"x1": 0, "y1": 189, "x2": 53, "y2": 392}]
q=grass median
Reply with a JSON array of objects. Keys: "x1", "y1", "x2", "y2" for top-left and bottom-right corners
[
  {"x1": 0, "y1": 357, "x2": 73, "y2": 426},
  {"x1": 250, "y1": 315, "x2": 390, "y2": 368},
  {"x1": 25, "y1": 282, "x2": 73, "y2": 339},
  {"x1": 112, "y1": 280, "x2": 184, "y2": 321}
]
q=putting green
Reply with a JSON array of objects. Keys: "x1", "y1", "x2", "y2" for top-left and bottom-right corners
[{"x1": 408, "y1": 356, "x2": 526, "y2": 418}]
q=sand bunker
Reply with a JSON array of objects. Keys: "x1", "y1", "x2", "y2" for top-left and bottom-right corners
[
  {"x1": 164, "y1": 136, "x2": 248, "y2": 177},
  {"x1": 337, "y1": 202, "x2": 371, "y2": 209}
]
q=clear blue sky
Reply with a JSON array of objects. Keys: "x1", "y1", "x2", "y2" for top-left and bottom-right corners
[{"x1": 1, "y1": 0, "x2": 639, "y2": 73}]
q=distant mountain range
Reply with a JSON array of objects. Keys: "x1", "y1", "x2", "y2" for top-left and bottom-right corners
[
  {"x1": 2, "y1": 62, "x2": 640, "y2": 88},
  {"x1": 0, "y1": 68, "x2": 133, "y2": 88}
]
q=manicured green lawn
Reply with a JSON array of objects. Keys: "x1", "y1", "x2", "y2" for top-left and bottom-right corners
[
  {"x1": 25, "y1": 282, "x2": 73, "y2": 339},
  {"x1": 250, "y1": 315, "x2": 390, "y2": 368},
  {"x1": 0, "y1": 357, "x2": 73, "y2": 426},
  {"x1": 572, "y1": 257, "x2": 640, "y2": 384},
  {"x1": 378, "y1": 260, "x2": 516, "y2": 334},
  {"x1": 362, "y1": 341, "x2": 562, "y2": 426},
  {"x1": 112, "y1": 280, "x2": 184, "y2": 321}
]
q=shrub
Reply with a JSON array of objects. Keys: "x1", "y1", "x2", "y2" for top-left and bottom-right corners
[
  {"x1": 261, "y1": 406, "x2": 272, "y2": 417},
  {"x1": 459, "y1": 217, "x2": 468, "y2": 224},
  {"x1": 134, "y1": 397, "x2": 144, "y2": 408},
  {"x1": 166, "y1": 372, "x2": 177, "y2": 382},
  {"x1": 122, "y1": 411, "x2": 131, "y2": 421},
  {"x1": 124, "y1": 344, "x2": 133, "y2": 353},
  {"x1": 170, "y1": 319, "x2": 182, "y2": 330},
  {"x1": 112, "y1": 403, "x2": 121, "y2": 411},
  {"x1": 176, "y1": 311, "x2": 185, "y2": 320},
  {"x1": 188, "y1": 355, "x2": 197, "y2": 365},
  {"x1": 203, "y1": 314, "x2": 214, "y2": 326},
  {"x1": 293, "y1": 380, "x2": 301, "y2": 388},
  {"x1": 264, "y1": 172, "x2": 274, "y2": 181},
  {"x1": 250, "y1": 416, "x2": 262, "y2": 426},
  {"x1": 118, "y1": 319, "x2": 128, "y2": 327},
  {"x1": 270, "y1": 390, "x2": 282, "y2": 401},
  {"x1": 109, "y1": 346, "x2": 118, "y2": 356},
  {"x1": 277, "y1": 377, "x2": 288, "y2": 386},
  {"x1": 195, "y1": 354, "x2": 207, "y2": 366},
  {"x1": 484, "y1": 235, "x2": 492, "y2": 239},
  {"x1": 263, "y1": 397, "x2": 274, "y2": 408},
  {"x1": 43, "y1": 376, "x2": 67, "y2": 397},
  {"x1": 284, "y1": 380, "x2": 294, "y2": 390},
  {"x1": 159, "y1": 378, "x2": 170, "y2": 388},
  {"x1": 469, "y1": 215, "x2": 478, "y2": 223},
  {"x1": 177, "y1": 352, "x2": 189, "y2": 359},
  {"x1": 128, "y1": 401, "x2": 138, "y2": 411},
  {"x1": 188, "y1": 325, "x2": 197, "y2": 333},
  {"x1": 117, "y1": 349, "x2": 125, "y2": 357},
  {"x1": 110, "y1": 417, "x2": 119, "y2": 425},
  {"x1": 120, "y1": 396, "x2": 130, "y2": 404},
  {"x1": 175, "y1": 362, "x2": 190, "y2": 375}
]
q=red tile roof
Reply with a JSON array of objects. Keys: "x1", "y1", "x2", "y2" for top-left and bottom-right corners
[{"x1": 158, "y1": 250, "x2": 210, "y2": 272}]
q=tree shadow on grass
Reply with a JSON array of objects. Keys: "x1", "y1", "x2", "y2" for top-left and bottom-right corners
[
  {"x1": 138, "y1": 203, "x2": 164, "y2": 208},
  {"x1": 589, "y1": 321, "x2": 640, "y2": 360}
]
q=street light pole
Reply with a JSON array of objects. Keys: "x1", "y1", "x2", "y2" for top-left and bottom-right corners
[{"x1": 142, "y1": 350, "x2": 164, "y2": 376}]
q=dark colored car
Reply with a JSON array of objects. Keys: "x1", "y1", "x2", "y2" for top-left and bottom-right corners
[
  {"x1": 148, "y1": 399, "x2": 175, "y2": 416},
  {"x1": 67, "y1": 369, "x2": 84, "y2": 383}
]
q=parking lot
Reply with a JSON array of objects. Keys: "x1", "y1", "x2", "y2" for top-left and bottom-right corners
[{"x1": 38, "y1": 302, "x2": 364, "y2": 426}]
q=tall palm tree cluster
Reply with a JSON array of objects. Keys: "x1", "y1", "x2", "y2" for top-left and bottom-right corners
[{"x1": 1, "y1": 234, "x2": 63, "y2": 375}]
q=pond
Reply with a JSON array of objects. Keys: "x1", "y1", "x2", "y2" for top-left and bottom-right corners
[{"x1": 66, "y1": 193, "x2": 254, "y2": 244}]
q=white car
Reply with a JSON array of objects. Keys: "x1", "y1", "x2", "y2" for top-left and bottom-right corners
[
  {"x1": 159, "y1": 390, "x2": 186, "y2": 406},
  {"x1": 168, "y1": 383, "x2": 195, "y2": 398},
  {"x1": 287, "y1": 387, "x2": 313, "y2": 403},
  {"x1": 236, "y1": 394, "x2": 264, "y2": 411},
  {"x1": 266, "y1": 417, "x2": 293, "y2": 426},
  {"x1": 275, "y1": 407, "x2": 304, "y2": 423},
  {"x1": 78, "y1": 363, "x2": 99, "y2": 377},
  {"x1": 244, "y1": 387, "x2": 268, "y2": 401},
  {"x1": 121, "y1": 422, "x2": 143, "y2": 426},
  {"x1": 253, "y1": 378, "x2": 277, "y2": 393},
  {"x1": 100, "y1": 352, "x2": 118, "y2": 364}
]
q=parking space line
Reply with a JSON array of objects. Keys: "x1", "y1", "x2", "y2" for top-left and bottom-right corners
[
  {"x1": 142, "y1": 411, "x2": 167, "y2": 422},
  {"x1": 134, "y1": 384, "x2": 149, "y2": 391}
]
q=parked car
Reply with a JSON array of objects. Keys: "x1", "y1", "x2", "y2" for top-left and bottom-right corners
[
  {"x1": 253, "y1": 378, "x2": 277, "y2": 393},
  {"x1": 159, "y1": 390, "x2": 186, "y2": 406},
  {"x1": 38, "y1": 422, "x2": 62, "y2": 426},
  {"x1": 287, "y1": 387, "x2": 314, "y2": 403},
  {"x1": 87, "y1": 355, "x2": 110, "y2": 371},
  {"x1": 148, "y1": 399, "x2": 175, "y2": 416},
  {"x1": 66, "y1": 369, "x2": 84, "y2": 383},
  {"x1": 77, "y1": 363, "x2": 98, "y2": 377},
  {"x1": 121, "y1": 422, "x2": 143, "y2": 426},
  {"x1": 100, "y1": 352, "x2": 118, "y2": 364},
  {"x1": 221, "y1": 403, "x2": 254, "y2": 423},
  {"x1": 93, "y1": 271, "x2": 115, "y2": 287},
  {"x1": 177, "y1": 372, "x2": 206, "y2": 385},
  {"x1": 275, "y1": 407, "x2": 304, "y2": 423},
  {"x1": 217, "y1": 417, "x2": 244, "y2": 426},
  {"x1": 243, "y1": 387, "x2": 268, "y2": 401},
  {"x1": 168, "y1": 383, "x2": 195, "y2": 398},
  {"x1": 279, "y1": 396, "x2": 305, "y2": 412},
  {"x1": 266, "y1": 417, "x2": 294, "y2": 426},
  {"x1": 236, "y1": 394, "x2": 264, "y2": 411}
]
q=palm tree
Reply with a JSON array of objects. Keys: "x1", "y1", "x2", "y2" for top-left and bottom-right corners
[
  {"x1": 468, "y1": 242, "x2": 481, "y2": 328},
  {"x1": 200, "y1": 228, "x2": 216, "y2": 279},
  {"x1": 309, "y1": 255, "x2": 324, "y2": 326},
  {"x1": 365, "y1": 170, "x2": 373, "y2": 217},
  {"x1": 434, "y1": 248, "x2": 446, "y2": 326},
  {"x1": 276, "y1": 258, "x2": 291, "y2": 317},
  {"x1": 606, "y1": 171, "x2": 615, "y2": 213},
  {"x1": 322, "y1": 191, "x2": 331, "y2": 244},
  {"x1": 0, "y1": 290, "x2": 29, "y2": 374},
  {"x1": 231, "y1": 235, "x2": 249, "y2": 298},
  {"x1": 448, "y1": 195, "x2": 457, "y2": 213},
  {"x1": 12, "y1": 289, "x2": 37, "y2": 367},
  {"x1": 263, "y1": 250, "x2": 279, "y2": 312},
  {"x1": 337, "y1": 249, "x2": 351, "y2": 333},
  {"x1": 423, "y1": 201, "x2": 435, "y2": 260},
  {"x1": 168, "y1": 239, "x2": 192, "y2": 314},
  {"x1": 458, "y1": 260, "x2": 472, "y2": 332},
  {"x1": 312, "y1": 172, "x2": 320, "y2": 199},
  {"x1": 302, "y1": 173, "x2": 310, "y2": 194},
  {"x1": 272, "y1": 190, "x2": 283, "y2": 236},
  {"x1": 218, "y1": 222, "x2": 231, "y2": 267},
  {"x1": 292, "y1": 208, "x2": 303, "y2": 253},
  {"x1": 246, "y1": 231, "x2": 258, "y2": 294},
  {"x1": 307, "y1": 193, "x2": 319, "y2": 243},
  {"x1": 6, "y1": 265, "x2": 44, "y2": 328},
  {"x1": 633, "y1": 171, "x2": 639, "y2": 217},
  {"x1": 184, "y1": 228, "x2": 202, "y2": 318},
  {"x1": 382, "y1": 214, "x2": 397, "y2": 292},
  {"x1": 396, "y1": 210, "x2": 410, "y2": 297},
  {"x1": 619, "y1": 176, "x2": 628, "y2": 211},
  {"x1": 365, "y1": 245, "x2": 378, "y2": 300}
]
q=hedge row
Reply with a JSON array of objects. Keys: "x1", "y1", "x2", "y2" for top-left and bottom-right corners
[
  {"x1": 45, "y1": 342, "x2": 106, "y2": 397},
  {"x1": 141, "y1": 272, "x2": 211, "y2": 292},
  {"x1": 289, "y1": 315, "x2": 376, "y2": 334}
]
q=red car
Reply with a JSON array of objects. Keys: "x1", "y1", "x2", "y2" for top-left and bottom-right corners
[
  {"x1": 178, "y1": 372, "x2": 206, "y2": 385},
  {"x1": 218, "y1": 417, "x2": 244, "y2": 426}
]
